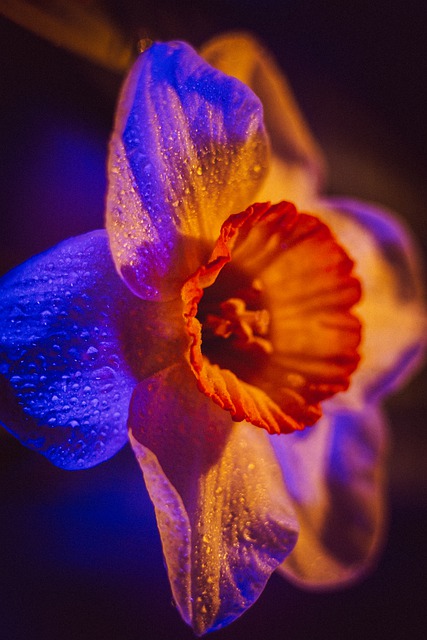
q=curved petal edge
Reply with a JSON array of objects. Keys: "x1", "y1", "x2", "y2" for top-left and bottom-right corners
[
  {"x1": 0, "y1": 231, "x2": 170, "y2": 469},
  {"x1": 274, "y1": 405, "x2": 388, "y2": 589},
  {"x1": 106, "y1": 40, "x2": 269, "y2": 301},
  {"x1": 129, "y1": 363, "x2": 299, "y2": 635},
  {"x1": 316, "y1": 197, "x2": 426, "y2": 404}
]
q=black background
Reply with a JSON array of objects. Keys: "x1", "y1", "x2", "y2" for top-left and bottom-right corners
[{"x1": 1, "y1": 2, "x2": 426, "y2": 639}]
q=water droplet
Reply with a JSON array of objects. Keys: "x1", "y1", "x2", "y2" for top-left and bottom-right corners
[
  {"x1": 86, "y1": 346, "x2": 99, "y2": 359},
  {"x1": 94, "y1": 441, "x2": 105, "y2": 453}
]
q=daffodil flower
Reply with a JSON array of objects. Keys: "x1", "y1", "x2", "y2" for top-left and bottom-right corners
[{"x1": 0, "y1": 34, "x2": 425, "y2": 636}]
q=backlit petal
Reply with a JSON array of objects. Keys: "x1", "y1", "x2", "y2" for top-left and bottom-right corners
[
  {"x1": 273, "y1": 405, "x2": 387, "y2": 587},
  {"x1": 129, "y1": 363, "x2": 299, "y2": 635},
  {"x1": 315, "y1": 198, "x2": 426, "y2": 405},
  {"x1": 0, "y1": 231, "x2": 185, "y2": 470},
  {"x1": 201, "y1": 32, "x2": 325, "y2": 206},
  {"x1": 106, "y1": 41, "x2": 269, "y2": 301}
]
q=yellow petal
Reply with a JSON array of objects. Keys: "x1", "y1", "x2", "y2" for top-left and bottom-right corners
[{"x1": 201, "y1": 32, "x2": 325, "y2": 206}]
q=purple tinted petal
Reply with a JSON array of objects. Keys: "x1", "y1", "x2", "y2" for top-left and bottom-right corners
[
  {"x1": 273, "y1": 405, "x2": 387, "y2": 588},
  {"x1": 0, "y1": 231, "x2": 185, "y2": 470},
  {"x1": 129, "y1": 363, "x2": 298, "y2": 635},
  {"x1": 317, "y1": 198, "x2": 426, "y2": 403},
  {"x1": 106, "y1": 41, "x2": 268, "y2": 301}
]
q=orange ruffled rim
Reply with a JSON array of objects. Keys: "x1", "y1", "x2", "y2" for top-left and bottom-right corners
[{"x1": 181, "y1": 201, "x2": 362, "y2": 434}]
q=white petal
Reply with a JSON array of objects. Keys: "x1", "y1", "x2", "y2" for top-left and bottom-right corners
[
  {"x1": 314, "y1": 198, "x2": 426, "y2": 406},
  {"x1": 128, "y1": 362, "x2": 298, "y2": 635},
  {"x1": 106, "y1": 41, "x2": 269, "y2": 301},
  {"x1": 273, "y1": 405, "x2": 388, "y2": 588}
]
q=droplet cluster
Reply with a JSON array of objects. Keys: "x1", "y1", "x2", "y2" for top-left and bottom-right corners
[
  {"x1": 0, "y1": 231, "x2": 185, "y2": 469},
  {"x1": 105, "y1": 41, "x2": 269, "y2": 301}
]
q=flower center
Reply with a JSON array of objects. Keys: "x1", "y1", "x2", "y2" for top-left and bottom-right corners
[
  {"x1": 204, "y1": 296, "x2": 272, "y2": 352},
  {"x1": 197, "y1": 275, "x2": 273, "y2": 380},
  {"x1": 181, "y1": 201, "x2": 362, "y2": 435}
]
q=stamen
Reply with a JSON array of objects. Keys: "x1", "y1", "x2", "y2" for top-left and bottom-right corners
[{"x1": 203, "y1": 297, "x2": 273, "y2": 355}]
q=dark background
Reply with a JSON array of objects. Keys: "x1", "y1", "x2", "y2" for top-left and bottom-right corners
[{"x1": 1, "y1": 1, "x2": 426, "y2": 639}]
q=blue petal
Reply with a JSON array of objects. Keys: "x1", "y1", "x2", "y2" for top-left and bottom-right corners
[{"x1": 0, "y1": 230, "x2": 175, "y2": 470}]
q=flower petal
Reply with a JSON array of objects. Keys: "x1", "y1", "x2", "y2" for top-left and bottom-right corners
[
  {"x1": 182, "y1": 201, "x2": 361, "y2": 434},
  {"x1": 106, "y1": 40, "x2": 269, "y2": 301},
  {"x1": 315, "y1": 198, "x2": 426, "y2": 404},
  {"x1": 128, "y1": 362, "x2": 299, "y2": 635},
  {"x1": 273, "y1": 405, "x2": 387, "y2": 588},
  {"x1": 201, "y1": 32, "x2": 325, "y2": 206},
  {"x1": 0, "y1": 231, "x2": 186, "y2": 469}
]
